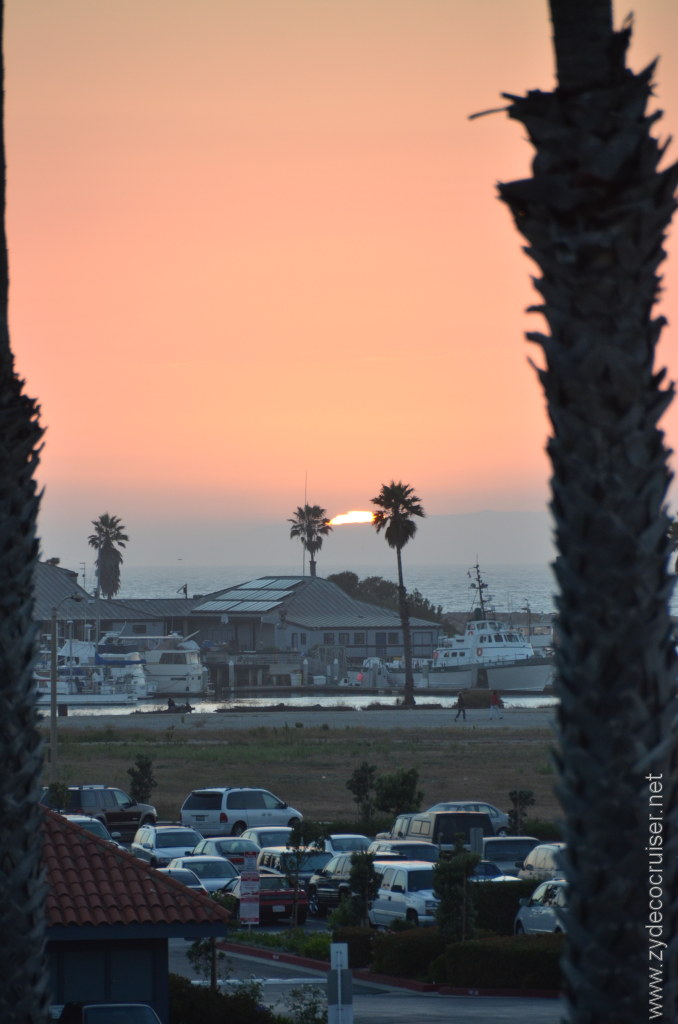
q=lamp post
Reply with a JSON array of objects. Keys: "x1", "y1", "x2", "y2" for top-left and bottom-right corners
[{"x1": 50, "y1": 594, "x2": 82, "y2": 780}]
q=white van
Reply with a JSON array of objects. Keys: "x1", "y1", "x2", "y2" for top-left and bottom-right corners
[
  {"x1": 180, "y1": 787, "x2": 303, "y2": 837},
  {"x1": 518, "y1": 841, "x2": 566, "y2": 881}
]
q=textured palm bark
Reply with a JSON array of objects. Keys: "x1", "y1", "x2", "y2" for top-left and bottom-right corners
[
  {"x1": 499, "y1": 19, "x2": 678, "y2": 1024},
  {"x1": 0, "y1": 1, "x2": 49, "y2": 1019}
]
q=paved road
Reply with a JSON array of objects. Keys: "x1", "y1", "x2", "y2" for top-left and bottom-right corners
[
  {"x1": 56, "y1": 706, "x2": 555, "y2": 732},
  {"x1": 169, "y1": 938, "x2": 563, "y2": 1023}
]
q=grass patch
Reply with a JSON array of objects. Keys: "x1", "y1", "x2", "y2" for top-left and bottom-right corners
[{"x1": 43, "y1": 723, "x2": 560, "y2": 825}]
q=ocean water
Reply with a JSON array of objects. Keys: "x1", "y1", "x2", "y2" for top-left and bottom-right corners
[{"x1": 111, "y1": 562, "x2": 559, "y2": 615}]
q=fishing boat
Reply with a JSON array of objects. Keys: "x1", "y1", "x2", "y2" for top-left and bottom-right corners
[{"x1": 424, "y1": 564, "x2": 555, "y2": 692}]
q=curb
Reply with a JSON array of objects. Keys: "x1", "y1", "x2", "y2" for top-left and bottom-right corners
[{"x1": 219, "y1": 941, "x2": 560, "y2": 997}]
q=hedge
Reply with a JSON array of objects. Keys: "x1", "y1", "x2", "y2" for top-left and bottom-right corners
[
  {"x1": 472, "y1": 878, "x2": 536, "y2": 935},
  {"x1": 430, "y1": 933, "x2": 564, "y2": 990},
  {"x1": 370, "y1": 927, "x2": 447, "y2": 979}
]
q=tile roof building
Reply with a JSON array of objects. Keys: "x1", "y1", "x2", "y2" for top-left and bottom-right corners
[{"x1": 43, "y1": 809, "x2": 229, "y2": 1021}]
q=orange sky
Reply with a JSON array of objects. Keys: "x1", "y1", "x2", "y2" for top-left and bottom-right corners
[{"x1": 6, "y1": 1, "x2": 678, "y2": 567}]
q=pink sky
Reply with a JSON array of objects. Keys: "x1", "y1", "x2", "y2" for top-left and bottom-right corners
[{"x1": 6, "y1": 1, "x2": 678, "y2": 567}]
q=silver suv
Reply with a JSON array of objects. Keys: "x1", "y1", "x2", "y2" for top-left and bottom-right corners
[{"x1": 180, "y1": 786, "x2": 303, "y2": 837}]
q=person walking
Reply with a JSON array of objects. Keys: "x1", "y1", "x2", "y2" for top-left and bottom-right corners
[
  {"x1": 454, "y1": 691, "x2": 466, "y2": 722},
  {"x1": 489, "y1": 690, "x2": 503, "y2": 719}
]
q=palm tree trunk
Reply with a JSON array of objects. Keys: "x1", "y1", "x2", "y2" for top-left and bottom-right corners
[
  {"x1": 396, "y1": 548, "x2": 415, "y2": 707},
  {"x1": 0, "y1": 1, "x2": 50, "y2": 1018},
  {"x1": 499, "y1": 4, "x2": 678, "y2": 1021}
]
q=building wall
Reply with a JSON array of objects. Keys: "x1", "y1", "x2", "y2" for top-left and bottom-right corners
[{"x1": 48, "y1": 937, "x2": 168, "y2": 1022}]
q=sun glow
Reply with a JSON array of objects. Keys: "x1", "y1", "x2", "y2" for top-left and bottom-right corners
[{"x1": 329, "y1": 510, "x2": 375, "y2": 526}]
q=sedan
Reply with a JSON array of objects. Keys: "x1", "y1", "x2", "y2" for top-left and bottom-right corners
[
  {"x1": 156, "y1": 867, "x2": 208, "y2": 892},
  {"x1": 192, "y1": 836, "x2": 260, "y2": 869},
  {"x1": 130, "y1": 825, "x2": 203, "y2": 867},
  {"x1": 239, "y1": 826, "x2": 294, "y2": 849},
  {"x1": 166, "y1": 855, "x2": 238, "y2": 892},
  {"x1": 514, "y1": 879, "x2": 568, "y2": 934},
  {"x1": 223, "y1": 869, "x2": 308, "y2": 925}
]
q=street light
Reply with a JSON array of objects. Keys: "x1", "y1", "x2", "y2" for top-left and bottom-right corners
[{"x1": 50, "y1": 594, "x2": 82, "y2": 780}]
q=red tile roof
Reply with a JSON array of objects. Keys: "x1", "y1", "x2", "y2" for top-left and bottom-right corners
[{"x1": 42, "y1": 809, "x2": 231, "y2": 929}]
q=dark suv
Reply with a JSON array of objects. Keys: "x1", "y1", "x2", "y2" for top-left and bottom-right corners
[{"x1": 40, "y1": 785, "x2": 156, "y2": 842}]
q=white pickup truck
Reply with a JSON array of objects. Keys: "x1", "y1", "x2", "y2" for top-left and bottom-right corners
[{"x1": 368, "y1": 860, "x2": 439, "y2": 927}]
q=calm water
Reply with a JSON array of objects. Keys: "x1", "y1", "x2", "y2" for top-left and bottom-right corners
[
  {"x1": 62, "y1": 693, "x2": 557, "y2": 718},
  {"x1": 110, "y1": 562, "x2": 561, "y2": 615}
]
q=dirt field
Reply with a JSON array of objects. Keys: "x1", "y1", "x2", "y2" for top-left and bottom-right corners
[{"x1": 40, "y1": 715, "x2": 561, "y2": 828}]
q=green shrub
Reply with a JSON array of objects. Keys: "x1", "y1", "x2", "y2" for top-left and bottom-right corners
[
  {"x1": 472, "y1": 879, "x2": 536, "y2": 935},
  {"x1": 429, "y1": 934, "x2": 564, "y2": 990},
  {"x1": 370, "y1": 927, "x2": 447, "y2": 979},
  {"x1": 331, "y1": 926, "x2": 374, "y2": 968},
  {"x1": 523, "y1": 817, "x2": 563, "y2": 841},
  {"x1": 300, "y1": 932, "x2": 332, "y2": 961}
]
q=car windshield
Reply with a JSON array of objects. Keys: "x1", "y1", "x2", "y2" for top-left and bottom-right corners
[
  {"x1": 190, "y1": 861, "x2": 235, "y2": 879},
  {"x1": 330, "y1": 838, "x2": 369, "y2": 852},
  {"x1": 407, "y1": 870, "x2": 434, "y2": 891},
  {"x1": 157, "y1": 831, "x2": 200, "y2": 848},
  {"x1": 486, "y1": 840, "x2": 536, "y2": 860},
  {"x1": 259, "y1": 876, "x2": 292, "y2": 892},
  {"x1": 282, "y1": 851, "x2": 332, "y2": 871},
  {"x1": 79, "y1": 821, "x2": 110, "y2": 839}
]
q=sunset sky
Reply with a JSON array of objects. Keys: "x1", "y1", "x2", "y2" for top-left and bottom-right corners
[{"x1": 6, "y1": 1, "x2": 678, "y2": 569}]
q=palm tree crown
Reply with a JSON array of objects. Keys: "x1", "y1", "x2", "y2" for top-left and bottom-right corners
[
  {"x1": 88, "y1": 513, "x2": 128, "y2": 598},
  {"x1": 371, "y1": 482, "x2": 425, "y2": 708},
  {"x1": 288, "y1": 505, "x2": 332, "y2": 577},
  {"x1": 371, "y1": 482, "x2": 424, "y2": 554}
]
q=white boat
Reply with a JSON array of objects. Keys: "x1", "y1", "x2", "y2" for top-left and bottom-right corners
[
  {"x1": 33, "y1": 639, "x2": 154, "y2": 704},
  {"x1": 424, "y1": 564, "x2": 555, "y2": 692},
  {"x1": 97, "y1": 632, "x2": 208, "y2": 696},
  {"x1": 431, "y1": 619, "x2": 536, "y2": 668}
]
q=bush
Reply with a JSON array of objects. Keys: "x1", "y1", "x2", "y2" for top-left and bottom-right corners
[
  {"x1": 169, "y1": 972, "x2": 277, "y2": 1023},
  {"x1": 429, "y1": 933, "x2": 564, "y2": 990},
  {"x1": 523, "y1": 817, "x2": 563, "y2": 841},
  {"x1": 472, "y1": 879, "x2": 536, "y2": 936},
  {"x1": 331, "y1": 926, "x2": 374, "y2": 968},
  {"x1": 370, "y1": 927, "x2": 447, "y2": 979}
]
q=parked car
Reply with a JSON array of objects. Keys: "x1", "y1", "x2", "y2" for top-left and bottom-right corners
[
  {"x1": 129, "y1": 825, "x2": 203, "y2": 867},
  {"x1": 166, "y1": 855, "x2": 238, "y2": 892},
  {"x1": 307, "y1": 853, "x2": 356, "y2": 916},
  {"x1": 58, "y1": 1004, "x2": 162, "y2": 1023},
  {"x1": 156, "y1": 867, "x2": 208, "y2": 892},
  {"x1": 470, "y1": 860, "x2": 522, "y2": 882},
  {"x1": 518, "y1": 842, "x2": 566, "y2": 881},
  {"x1": 480, "y1": 836, "x2": 541, "y2": 876},
  {"x1": 240, "y1": 826, "x2": 294, "y2": 849},
  {"x1": 180, "y1": 787, "x2": 303, "y2": 837},
  {"x1": 191, "y1": 836, "x2": 261, "y2": 868},
  {"x1": 40, "y1": 785, "x2": 157, "y2": 843},
  {"x1": 63, "y1": 814, "x2": 123, "y2": 847},
  {"x1": 514, "y1": 879, "x2": 568, "y2": 934},
  {"x1": 366, "y1": 839, "x2": 439, "y2": 863},
  {"x1": 368, "y1": 860, "x2": 439, "y2": 928},
  {"x1": 256, "y1": 845, "x2": 333, "y2": 887},
  {"x1": 222, "y1": 868, "x2": 308, "y2": 925},
  {"x1": 426, "y1": 801, "x2": 510, "y2": 835},
  {"x1": 316, "y1": 833, "x2": 371, "y2": 855}
]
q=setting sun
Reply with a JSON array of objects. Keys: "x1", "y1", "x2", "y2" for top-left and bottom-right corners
[{"x1": 329, "y1": 511, "x2": 375, "y2": 526}]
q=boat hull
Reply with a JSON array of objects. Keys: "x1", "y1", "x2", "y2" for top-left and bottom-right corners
[{"x1": 379, "y1": 658, "x2": 554, "y2": 693}]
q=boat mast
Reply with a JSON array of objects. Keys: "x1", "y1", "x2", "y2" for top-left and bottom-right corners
[{"x1": 468, "y1": 562, "x2": 489, "y2": 618}]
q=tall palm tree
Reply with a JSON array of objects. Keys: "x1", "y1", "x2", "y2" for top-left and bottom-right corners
[
  {"x1": 288, "y1": 504, "x2": 332, "y2": 577},
  {"x1": 88, "y1": 513, "x2": 129, "y2": 598},
  {"x1": 0, "y1": 1, "x2": 51, "y2": 1017},
  {"x1": 498, "y1": 2, "x2": 678, "y2": 1020},
  {"x1": 371, "y1": 482, "x2": 425, "y2": 708}
]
